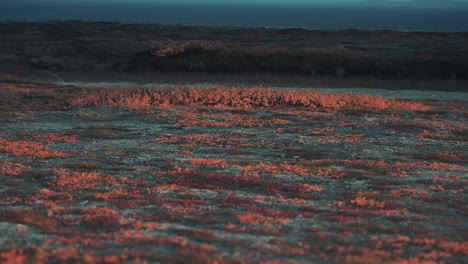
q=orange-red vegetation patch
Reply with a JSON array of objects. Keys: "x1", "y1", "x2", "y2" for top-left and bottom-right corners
[
  {"x1": 52, "y1": 169, "x2": 119, "y2": 191},
  {"x1": 92, "y1": 187, "x2": 145, "y2": 202},
  {"x1": 32, "y1": 188, "x2": 75, "y2": 208},
  {"x1": 351, "y1": 194, "x2": 386, "y2": 209},
  {"x1": 186, "y1": 158, "x2": 228, "y2": 168},
  {"x1": 339, "y1": 236, "x2": 468, "y2": 264},
  {"x1": 416, "y1": 130, "x2": 451, "y2": 140},
  {"x1": 68, "y1": 87, "x2": 431, "y2": 111},
  {"x1": 34, "y1": 132, "x2": 80, "y2": 144},
  {"x1": 0, "y1": 161, "x2": 28, "y2": 176},
  {"x1": 390, "y1": 188, "x2": 429, "y2": 199},
  {"x1": 0, "y1": 138, "x2": 68, "y2": 158},
  {"x1": 423, "y1": 152, "x2": 465, "y2": 163},
  {"x1": 0, "y1": 83, "x2": 54, "y2": 94},
  {"x1": 0, "y1": 249, "x2": 27, "y2": 264},
  {"x1": 165, "y1": 171, "x2": 320, "y2": 197},
  {"x1": 78, "y1": 207, "x2": 126, "y2": 232},
  {"x1": 0, "y1": 209, "x2": 60, "y2": 232},
  {"x1": 241, "y1": 162, "x2": 347, "y2": 178},
  {"x1": 344, "y1": 159, "x2": 464, "y2": 175},
  {"x1": 166, "y1": 172, "x2": 263, "y2": 191},
  {"x1": 242, "y1": 162, "x2": 310, "y2": 177},
  {"x1": 298, "y1": 184, "x2": 324, "y2": 192},
  {"x1": 237, "y1": 213, "x2": 289, "y2": 226},
  {"x1": 343, "y1": 134, "x2": 365, "y2": 144}
]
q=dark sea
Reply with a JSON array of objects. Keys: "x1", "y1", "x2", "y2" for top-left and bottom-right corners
[{"x1": 1, "y1": 2, "x2": 467, "y2": 31}]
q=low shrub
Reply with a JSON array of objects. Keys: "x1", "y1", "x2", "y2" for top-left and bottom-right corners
[{"x1": 67, "y1": 86, "x2": 430, "y2": 111}]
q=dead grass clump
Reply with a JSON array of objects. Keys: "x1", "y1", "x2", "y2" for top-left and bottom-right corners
[
  {"x1": 148, "y1": 40, "x2": 225, "y2": 58},
  {"x1": 351, "y1": 193, "x2": 386, "y2": 209}
]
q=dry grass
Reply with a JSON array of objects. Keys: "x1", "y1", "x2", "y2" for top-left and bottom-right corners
[{"x1": 67, "y1": 86, "x2": 431, "y2": 111}]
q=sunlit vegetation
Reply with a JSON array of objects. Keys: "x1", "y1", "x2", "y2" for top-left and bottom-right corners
[
  {"x1": 67, "y1": 86, "x2": 430, "y2": 111},
  {"x1": 0, "y1": 80, "x2": 466, "y2": 263},
  {"x1": 0, "y1": 138, "x2": 69, "y2": 159}
]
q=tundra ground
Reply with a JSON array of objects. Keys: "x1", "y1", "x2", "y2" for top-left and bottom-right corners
[{"x1": 0, "y1": 81, "x2": 466, "y2": 263}]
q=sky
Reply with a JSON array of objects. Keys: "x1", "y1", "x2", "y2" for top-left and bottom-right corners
[
  {"x1": 3, "y1": 0, "x2": 468, "y2": 5},
  {"x1": 2, "y1": 0, "x2": 468, "y2": 8},
  {"x1": 1, "y1": 0, "x2": 467, "y2": 31}
]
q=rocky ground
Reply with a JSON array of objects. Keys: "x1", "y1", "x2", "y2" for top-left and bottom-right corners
[{"x1": 0, "y1": 80, "x2": 466, "y2": 263}]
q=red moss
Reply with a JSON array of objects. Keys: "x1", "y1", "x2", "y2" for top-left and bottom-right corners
[
  {"x1": 328, "y1": 215, "x2": 355, "y2": 223},
  {"x1": 35, "y1": 132, "x2": 79, "y2": 144},
  {"x1": 237, "y1": 213, "x2": 289, "y2": 226},
  {"x1": 224, "y1": 222, "x2": 248, "y2": 233},
  {"x1": 0, "y1": 138, "x2": 68, "y2": 158},
  {"x1": 351, "y1": 194, "x2": 386, "y2": 209},
  {"x1": 219, "y1": 193, "x2": 255, "y2": 209},
  {"x1": 186, "y1": 158, "x2": 228, "y2": 168},
  {"x1": 78, "y1": 207, "x2": 125, "y2": 232},
  {"x1": 52, "y1": 169, "x2": 119, "y2": 191},
  {"x1": 0, "y1": 249, "x2": 27, "y2": 264},
  {"x1": 423, "y1": 196, "x2": 443, "y2": 203},
  {"x1": 416, "y1": 130, "x2": 451, "y2": 140},
  {"x1": 343, "y1": 134, "x2": 365, "y2": 144},
  {"x1": 253, "y1": 207, "x2": 300, "y2": 219},
  {"x1": 0, "y1": 161, "x2": 28, "y2": 176},
  {"x1": 0, "y1": 210, "x2": 59, "y2": 232},
  {"x1": 165, "y1": 171, "x2": 262, "y2": 191},
  {"x1": 344, "y1": 159, "x2": 463, "y2": 175},
  {"x1": 242, "y1": 162, "x2": 311, "y2": 177},
  {"x1": 92, "y1": 187, "x2": 145, "y2": 202},
  {"x1": 390, "y1": 189, "x2": 428, "y2": 199}
]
